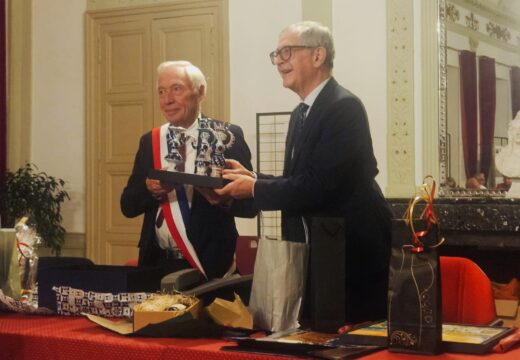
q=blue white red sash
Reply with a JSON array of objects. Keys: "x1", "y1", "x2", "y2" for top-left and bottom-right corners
[{"x1": 152, "y1": 124, "x2": 207, "y2": 278}]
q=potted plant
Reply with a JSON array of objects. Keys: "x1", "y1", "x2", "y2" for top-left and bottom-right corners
[{"x1": 0, "y1": 163, "x2": 70, "y2": 255}]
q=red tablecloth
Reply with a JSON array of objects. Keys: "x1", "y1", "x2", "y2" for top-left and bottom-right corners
[
  {"x1": 0, "y1": 313, "x2": 295, "y2": 360},
  {"x1": 1, "y1": 313, "x2": 520, "y2": 360}
]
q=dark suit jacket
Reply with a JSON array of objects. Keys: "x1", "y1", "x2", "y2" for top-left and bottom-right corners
[
  {"x1": 121, "y1": 119, "x2": 256, "y2": 280},
  {"x1": 254, "y1": 78, "x2": 393, "y2": 322}
]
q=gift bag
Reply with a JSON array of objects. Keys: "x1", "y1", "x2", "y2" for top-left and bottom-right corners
[
  {"x1": 248, "y1": 217, "x2": 309, "y2": 332},
  {"x1": 387, "y1": 178, "x2": 444, "y2": 355},
  {"x1": 0, "y1": 229, "x2": 21, "y2": 299}
]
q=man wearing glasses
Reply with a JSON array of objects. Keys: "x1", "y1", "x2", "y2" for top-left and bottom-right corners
[{"x1": 217, "y1": 21, "x2": 392, "y2": 323}]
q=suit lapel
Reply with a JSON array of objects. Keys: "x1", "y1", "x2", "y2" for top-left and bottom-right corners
[
  {"x1": 287, "y1": 78, "x2": 338, "y2": 174},
  {"x1": 283, "y1": 109, "x2": 299, "y2": 176}
]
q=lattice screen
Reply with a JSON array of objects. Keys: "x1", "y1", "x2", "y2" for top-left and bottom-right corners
[{"x1": 256, "y1": 111, "x2": 291, "y2": 239}]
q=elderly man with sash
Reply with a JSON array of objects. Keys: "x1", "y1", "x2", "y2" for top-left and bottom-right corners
[{"x1": 121, "y1": 61, "x2": 256, "y2": 280}]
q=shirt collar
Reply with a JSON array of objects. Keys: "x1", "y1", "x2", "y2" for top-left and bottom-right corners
[
  {"x1": 184, "y1": 114, "x2": 202, "y2": 138},
  {"x1": 302, "y1": 77, "x2": 331, "y2": 110}
]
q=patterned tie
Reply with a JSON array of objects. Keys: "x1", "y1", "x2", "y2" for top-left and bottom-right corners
[
  {"x1": 295, "y1": 102, "x2": 309, "y2": 139},
  {"x1": 291, "y1": 102, "x2": 309, "y2": 159}
]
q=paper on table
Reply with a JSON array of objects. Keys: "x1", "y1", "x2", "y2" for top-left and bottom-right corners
[
  {"x1": 84, "y1": 313, "x2": 133, "y2": 335},
  {"x1": 205, "y1": 293, "x2": 253, "y2": 329}
]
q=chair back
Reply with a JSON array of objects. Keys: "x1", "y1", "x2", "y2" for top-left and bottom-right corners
[
  {"x1": 440, "y1": 256, "x2": 497, "y2": 325},
  {"x1": 235, "y1": 236, "x2": 259, "y2": 275},
  {"x1": 124, "y1": 258, "x2": 138, "y2": 267}
]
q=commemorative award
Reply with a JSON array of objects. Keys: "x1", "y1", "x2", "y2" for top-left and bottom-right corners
[{"x1": 149, "y1": 118, "x2": 235, "y2": 188}]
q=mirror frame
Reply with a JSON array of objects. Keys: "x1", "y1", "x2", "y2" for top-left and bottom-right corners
[
  {"x1": 439, "y1": 0, "x2": 448, "y2": 189},
  {"x1": 437, "y1": 0, "x2": 510, "y2": 198}
]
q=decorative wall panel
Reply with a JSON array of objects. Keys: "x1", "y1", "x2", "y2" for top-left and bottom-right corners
[{"x1": 386, "y1": 0, "x2": 415, "y2": 196}]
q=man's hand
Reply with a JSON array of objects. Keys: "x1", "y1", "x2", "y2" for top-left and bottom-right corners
[
  {"x1": 146, "y1": 178, "x2": 174, "y2": 199},
  {"x1": 223, "y1": 159, "x2": 255, "y2": 178},
  {"x1": 215, "y1": 173, "x2": 255, "y2": 199}
]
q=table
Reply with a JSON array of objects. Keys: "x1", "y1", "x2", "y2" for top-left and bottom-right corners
[
  {"x1": 0, "y1": 313, "x2": 289, "y2": 360},
  {"x1": 1, "y1": 313, "x2": 520, "y2": 360}
]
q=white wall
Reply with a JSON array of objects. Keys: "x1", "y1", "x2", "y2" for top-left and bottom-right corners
[
  {"x1": 229, "y1": 0, "x2": 302, "y2": 234},
  {"x1": 31, "y1": 0, "x2": 86, "y2": 233},
  {"x1": 29, "y1": 0, "x2": 389, "y2": 236},
  {"x1": 332, "y1": 0, "x2": 387, "y2": 189}
]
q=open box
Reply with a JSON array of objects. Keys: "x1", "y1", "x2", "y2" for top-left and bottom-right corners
[
  {"x1": 495, "y1": 299, "x2": 520, "y2": 327},
  {"x1": 85, "y1": 296, "x2": 201, "y2": 335}
]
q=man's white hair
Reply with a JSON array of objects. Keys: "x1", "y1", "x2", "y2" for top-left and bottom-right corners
[
  {"x1": 157, "y1": 60, "x2": 207, "y2": 95},
  {"x1": 280, "y1": 21, "x2": 335, "y2": 69}
]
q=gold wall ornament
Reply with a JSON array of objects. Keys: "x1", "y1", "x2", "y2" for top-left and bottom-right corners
[
  {"x1": 447, "y1": 3, "x2": 460, "y2": 22},
  {"x1": 465, "y1": 12, "x2": 479, "y2": 31},
  {"x1": 486, "y1": 22, "x2": 511, "y2": 42}
]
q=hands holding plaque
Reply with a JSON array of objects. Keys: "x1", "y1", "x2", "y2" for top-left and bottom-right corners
[{"x1": 214, "y1": 159, "x2": 257, "y2": 199}]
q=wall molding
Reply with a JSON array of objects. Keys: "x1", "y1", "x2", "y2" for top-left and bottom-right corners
[
  {"x1": 7, "y1": 0, "x2": 32, "y2": 170},
  {"x1": 422, "y1": 0, "x2": 441, "y2": 182},
  {"x1": 386, "y1": 0, "x2": 416, "y2": 197},
  {"x1": 87, "y1": 0, "x2": 173, "y2": 11}
]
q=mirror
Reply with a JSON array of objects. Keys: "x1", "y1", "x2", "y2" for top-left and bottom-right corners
[{"x1": 439, "y1": 0, "x2": 520, "y2": 197}]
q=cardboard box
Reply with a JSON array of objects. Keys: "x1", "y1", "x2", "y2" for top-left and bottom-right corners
[
  {"x1": 205, "y1": 293, "x2": 252, "y2": 329},
  {"x1": 133, "y1": 299, "x2": 201, "y2": 331},
  {"x1": 495, "y1": 299, "x2": 520, "y2": 327},
  {"x1": 85, "y1": 295, "x2": 201, "y2": 335},
  {"x1": 38, "y1": 264, "x2": 163, "y2": 311}
]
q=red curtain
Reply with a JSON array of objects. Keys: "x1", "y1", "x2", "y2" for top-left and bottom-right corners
[
  {"x1": 478, "y1": 56, "x2": 496, "y2": 186},
  {"x1": 0, "y1": 0, "x2": 6, "y2": 201},
  {"x1": 511, "y1": 66, "x2": 520, "y2": 118},
  {"x1": 459, "y1": 51, "x2": 478, "y2": 179}
]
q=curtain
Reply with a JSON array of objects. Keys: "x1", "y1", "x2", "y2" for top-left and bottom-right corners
[
  {"x1": 459, "y1": 51, "x2": 478, "y2": 179},
  {"x1": 511, "y1": 66, "x2": 520, "y2": 118},
  {"x1": 0, "y1": 0, "x2": 7, "y2": 203},
  {"x1": 478, "y1": 56, "x2": 496, "y2": 186}
]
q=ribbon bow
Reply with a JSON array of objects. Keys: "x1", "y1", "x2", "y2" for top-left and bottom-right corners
[{"x1": 403, "y1": 176, "x2": 445, "y2": 253}]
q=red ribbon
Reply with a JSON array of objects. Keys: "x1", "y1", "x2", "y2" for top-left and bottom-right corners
[
  {"x1": 404, "y1": 177, "x2": 443, "y2": 253},
  {"x1": 16, "y1": 240, "x2": 31, "y2": 264}
]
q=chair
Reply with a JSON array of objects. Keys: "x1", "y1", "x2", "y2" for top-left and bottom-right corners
[
  {"x1": 159, "y1": 236, "x2": 259, "y2": 304},
  {"x1": 234, "y1": 235, "x2": 258, "y2": 275},
  {"x1": 440, "y1": 256, "x2": 497, "y2": 325},
  {"x1": 124, "y1": 258, "x2": 138, "y2": 267}
]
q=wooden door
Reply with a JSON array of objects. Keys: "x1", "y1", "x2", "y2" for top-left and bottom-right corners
[{"x1": 86, "y1": 1, "x2": 228, "y2": 264}]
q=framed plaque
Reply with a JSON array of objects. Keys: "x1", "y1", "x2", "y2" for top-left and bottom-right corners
[
  {"x1": 339, "y1": 321, "x2": 515, "y2": 354},
  {"x1": 148, "y1": 169, "x2": 227, "y2": 189}
]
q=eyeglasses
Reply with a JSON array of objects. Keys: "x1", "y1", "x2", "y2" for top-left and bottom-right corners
[{"x1": 269, "y1": 45, "x2": 315, "y2": 65}]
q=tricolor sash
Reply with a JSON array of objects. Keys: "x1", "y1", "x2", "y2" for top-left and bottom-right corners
[{"x1": 152, "y1": 124, "x2": 207, "y2": 278}]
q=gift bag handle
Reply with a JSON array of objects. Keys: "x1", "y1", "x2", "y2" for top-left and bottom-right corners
[{"x1": 404, "y1": 176, "x2": 445, "y2": 252}]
